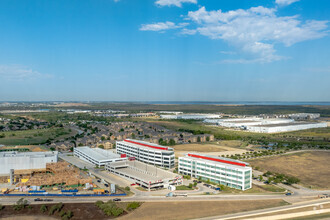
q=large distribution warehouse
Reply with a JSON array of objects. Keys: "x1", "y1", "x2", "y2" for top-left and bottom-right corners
[
  {"x1": 116, "y1": 139, "x2": 175, "y2": 168},
  {"x1": 0, "y1": 151, "x2": 58, "y2": 175},
  {"x1": 74, "y1": 146, "x2": 127, "y2": 167},
  {"x1": 205, "y1": 117, "x2": 327, "y2": 133},
  {"x1": 178, "y1": 153, "x2": 252, "y2": 191}
]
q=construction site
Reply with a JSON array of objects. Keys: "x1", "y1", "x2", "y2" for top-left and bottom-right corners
[{"x1": 0, "y1": 161, "x2": 96, "y2": 194}]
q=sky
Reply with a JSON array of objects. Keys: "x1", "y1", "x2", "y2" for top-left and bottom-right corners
[{"x1": 0, "y1": 0, "x2": 329, "y2": 102}]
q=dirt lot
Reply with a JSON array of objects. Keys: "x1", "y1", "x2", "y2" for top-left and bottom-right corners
[
  {"x1": 249, "y1": 151, "x2": 330, "y2": 189},
  {"x1": 119, "y1": 200, "x2": 288, "y2": 220}
]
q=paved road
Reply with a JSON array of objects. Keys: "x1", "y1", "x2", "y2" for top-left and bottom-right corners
[{"x1": 198, "y1": 198, "x2": 330, "y2": 220}]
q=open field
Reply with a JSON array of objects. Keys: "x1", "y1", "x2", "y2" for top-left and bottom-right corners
[
  {"x1": 120, "y1": 200, "x2": 289, "y2": 220},
  {"x1": 249, "y1": 151, "x2": 330, "y2": 189},
  {"x1": 173, "y1": 142, "x2": 248, "y2": 157},
  {"x1": 0, "y1": 145, "x2": 49, "y2": 152},
  {"x1": 0, "y1": 127, "x2": 75, "y2": 146},
  {"x1": 284, "y1": 127, "x2": 330, "y2": 138}
]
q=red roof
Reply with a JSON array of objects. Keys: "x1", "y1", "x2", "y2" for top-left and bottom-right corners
[
  {"x1": 124, "y1": 139, "x2": 168, "y2": 151},
  {"x1": 187, "y1": 154, "x2": 246, "y2": 167}
]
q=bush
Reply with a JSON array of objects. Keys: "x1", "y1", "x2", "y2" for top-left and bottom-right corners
[
  {"x1": 188, "y1": 183, "x2": 193, "y2": 188},
  {"x1": 125, "y1": 186, "x2": 130, "y2": 191},
  {"x1": 111, "y1": 207, "x2": 124, "y2": 216},
  {"x1": 126, "y1": 202, "x2": 140, "y2": 211},
  {"x1": 0, "y1": 204, "x2": 4, "y2": 211},
  {"x1": 13, "y1": 198, "x2": 28, "y2": 211},
  {"x1": 59, "y1": 210, "x2": 66, "y2": 217},
  {"x1": 40, "y1": 205, "x2": 47, "y2": 213}
]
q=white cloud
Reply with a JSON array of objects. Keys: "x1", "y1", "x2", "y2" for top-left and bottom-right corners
[
  {"x1": 155, "y1": 0, "x2": 197, "y2": 7},
  {"x1": 0, "y1": 65, "x2": 52, "y2": 80},
  {"x1": 186, "y1": 6, "x2": 328, "y2": 63},
  {"x1": 140, "y1": 21, "x2": 188, "y2": 31},
  {"x1": 276, "y1": 0, "x2": 300, "y2": 6}
]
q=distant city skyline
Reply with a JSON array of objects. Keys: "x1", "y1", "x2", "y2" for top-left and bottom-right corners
[{"x1": 0, "y1": 0, "x2": 329, "y2": 101}]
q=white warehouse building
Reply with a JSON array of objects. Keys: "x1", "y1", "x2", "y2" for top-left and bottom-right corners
[
  {"x1": 160, "y1": 114, "x2": 221, "y2": 120},
  {"x1": 179, "y1": 153, "x2": 252, "y2": 191},
  {"x1": 74, "y1": 146, "x2": 127, "y2": 167},
  {"x1": 116, "y1": 139, "x2": 175, "y2": 168},
  {"x1": 0, "y1": 151, "x2": 58, "y2": 175},
  {"x1": 247, "y1": 122, "x2": 328, "y2": 133}
]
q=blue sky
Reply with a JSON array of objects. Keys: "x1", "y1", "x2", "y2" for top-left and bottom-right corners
[{"x1": 0, "y1": 0, "x2": 329, "y2": 101}]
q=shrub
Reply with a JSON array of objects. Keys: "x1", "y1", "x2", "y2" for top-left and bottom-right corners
[
  {"x1": 125, "y1": 186, "x2": 130, "y2": 191},
  {"x1": 40, "y1": 205, "x2": 47, "y2": 213},
  {"x1": 126, "y1": 202, "x2": 140, "y2": 211}
]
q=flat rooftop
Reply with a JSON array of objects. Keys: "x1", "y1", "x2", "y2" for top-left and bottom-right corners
[
  {"x1": 121, "y1": 139, "x2": 173, "y2": 152},
  {"x1": 183, "y1": 153, "x2": 250, "y2": 170},
  {"x1": 251, "y1": 122, "x2": 324, "y2": 128},
  {"x1": 0, "y1": 151, "x2": 58, "y2": 158},
  {"x1": 109, "y1": 160, "x2": 179, "y2": 182},
  {"x1": 75, "y1": 147, "x2": 121, "y2": 161}
]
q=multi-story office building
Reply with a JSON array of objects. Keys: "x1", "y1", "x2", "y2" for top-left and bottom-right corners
[
  {"x1": 178, "y1": 153, "x2": 252, "y2": 190},
  {"x1": 116, "y1": 139, "x2": 175, "y2": 168}
]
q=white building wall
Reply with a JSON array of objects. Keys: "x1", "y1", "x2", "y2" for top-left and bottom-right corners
[
  {"x1": 178, "y1": 156, "x2": 252, "y2": 191},
  {"x1": 116, "y1": 141, "x2": 175, "y2": 168},
  {"x1": 0, "y1": 151, "x2": 58, "y2": 175},
  {"x1": 248, "y1": 122, "x2": 327, "y2": 133}
]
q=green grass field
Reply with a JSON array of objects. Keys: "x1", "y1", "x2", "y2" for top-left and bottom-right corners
[{"x1": 0, "y1": 127, "x2": 75, "y2": 145}]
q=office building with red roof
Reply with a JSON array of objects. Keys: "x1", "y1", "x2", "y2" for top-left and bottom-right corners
[
  {"x1": 179, "y1": 153, "x2": 252, "y2": 190},
  {"x1": 116, "y1": 139, "x2": 175, "y2": 168}
]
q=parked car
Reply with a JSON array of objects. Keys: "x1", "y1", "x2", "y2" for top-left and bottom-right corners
[
  {"x1": 97, "y1": 179, "x2": 101, "y2": 183},
  {"x1": 34, "y1": 198, "x2": 43, "y2": 201},
  {"x1": 104, "y1": 184, "x2": 109, "y2": 187},
  {"x1": 105, "y1": 190, "x2": 109, "y2": 194},
  {"x1": 285, "y1": 192, "x2": 292, "y2": 196},
  {"x1": 113, "y1": 198, "x2": 121, "y2": 202}
]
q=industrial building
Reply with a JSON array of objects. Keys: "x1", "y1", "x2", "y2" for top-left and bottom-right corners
[
  {"x1": 0, "y1": 151, "x2": 58, "y2": 175},
  {"x1": 105, "y1": 160, "x2": 182, "y2": 191},
  {"x1": 116, "y1": 139, "x2": 175, "y2": 168},
  {"x1": 73, "y1": 146, "x2": 127, "y2": 167},
  {"x1": 205, "y1": 117, "x2": 327, "y2": 133},
  {"x1": 247, "y1": 122, "x2": 327, "y2": 133},
  {"x1": 178, "y1": 153, "x2": 252, "y2": 191},
  {"x1": 204, "y1": 118, "x2": 294, "y2": 128},
  {"x1": 160, "y1": 114, "x2": 221, "y2": 120}
]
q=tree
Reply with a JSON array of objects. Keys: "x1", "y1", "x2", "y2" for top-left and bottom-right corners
[
  {"x1": 125, "y1": 186, "x2": 130, "y2": 191},
  {"x1": 188, "y1": 183, "x2": 193, "y2": 188},
  {"x1": 286, "y1": 176, "x2": 300, "y2": 185},
  {"x1": 131, "y1": 133, "x2": 136, "y2": 139},
  {"x1": 206, "y1": 136, "x2": 210, "y2": 141},
  {"x1": 169, "y1": 139, "x2": 176, "y2": 146},
  {"x1": 197, "y1": 136, "x2": 201, "y2": 142},
  {"x1": 98, "y1": 145, "x2": 104, "y2": 149},
  {"x1": 101, "y1": 136, "x2": 106, "y2": 141}
]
